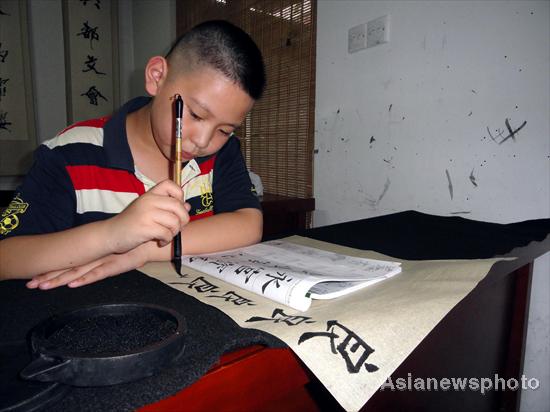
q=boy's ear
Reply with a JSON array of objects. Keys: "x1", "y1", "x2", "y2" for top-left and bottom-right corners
[{"x1": 144, "y1": 56, "x2": 168, "y2": 96}]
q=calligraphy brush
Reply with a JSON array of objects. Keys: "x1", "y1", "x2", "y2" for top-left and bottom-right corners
[{"x1": 173, "y1": 94, "x2": 184, "y2": 275}]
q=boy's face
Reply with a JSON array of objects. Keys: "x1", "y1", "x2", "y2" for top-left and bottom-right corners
[{"x1": 148, "y1": 63, "x2": 254, "y2": 162}]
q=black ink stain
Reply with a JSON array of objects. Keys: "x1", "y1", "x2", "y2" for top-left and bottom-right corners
[
  {"x1": 378, "y1": 178, "x2": 391, "y2": 203},
  {"x1": 445, "y1": 169, "x2": 453, "y2": 200},
  {"x1": 336, "y1": 109, "x2": 340, "y2": 114},
  {"x1": 468, "y1": 111, "x2": 473, "y2": 116},
  {"x1": 402, "y1": 116, "x2": 405, "y2": 120},
  {"x1": 370, "y1": 136, "x2": 375, "y2": 144},
  {"x1": 471, "y1": 89, "x2": 477, "y2": 94},
  {"x1": 313, "y1": 149, "x2": 319, "y2": 154},
  {"x1": 389, "y1": 104, "x2": 393, "y2": 112},
  {"x1": 469, "y1": 169, "x2": 478, "y2": 187},
  {"x1": 486, "y1": 119, "x2": 527, "y2": 144},
  {"x1": 501, "y1": 118, "x2": 527, "y2": 144}
]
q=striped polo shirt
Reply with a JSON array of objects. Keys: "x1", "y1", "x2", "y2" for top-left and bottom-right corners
[{"x1": 0, "y1": 97, "x2": 259, "y2": 238}]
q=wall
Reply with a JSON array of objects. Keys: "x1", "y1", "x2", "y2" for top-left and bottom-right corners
[
  {"x1": 0, "y1": 0, "x2": 176, "y2": 191},
  {"x1": 127, "y1": 0, "x2": 176, "y2": 99},
  {"x1": 315, "y1": 1, "x2": 549, "y2": 411},
  {"x1": 0, "y1": 0, "x2": 66, "y2": 190}
]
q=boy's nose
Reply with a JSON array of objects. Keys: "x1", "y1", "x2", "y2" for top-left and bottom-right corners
[{"x1": 189, "y1": 130, "x2": 211, "y2": 149}]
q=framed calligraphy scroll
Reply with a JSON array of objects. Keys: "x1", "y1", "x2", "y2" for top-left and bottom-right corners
[
  {"x1": 63, "y1": 0, "x2": 119, "y2": 124},
  {"x1": 0, "y1": 0, "x2": 37, "y2": 176}
]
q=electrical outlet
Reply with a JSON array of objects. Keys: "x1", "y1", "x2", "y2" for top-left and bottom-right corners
[
  {"x1": 348, "y1": 23, "x2": 367, "y2": 54},
  {"x1": 367, "y1": 15, "x2": 390, "y2": 48}
]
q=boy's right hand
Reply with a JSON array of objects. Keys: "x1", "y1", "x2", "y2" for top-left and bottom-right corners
[{"x1": 108, "y1": 179, "x2": 190, "y2": 254}]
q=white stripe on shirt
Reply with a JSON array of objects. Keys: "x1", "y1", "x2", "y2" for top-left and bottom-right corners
[
  {"x1": 44, "y1": 126, "x2": 104, "y2": 149},
  {"x1": 75, "y1": 189, "x2": 138, "y2": 214}
]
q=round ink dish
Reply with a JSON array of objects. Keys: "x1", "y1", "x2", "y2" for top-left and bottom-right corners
[{"x1": 20, "y1": 303, "x2": 187, "y2": 387}]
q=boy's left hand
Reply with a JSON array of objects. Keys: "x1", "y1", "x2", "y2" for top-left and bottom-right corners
[{"x1": 26, "y1": 242, "x2": 154, "y2": 289}]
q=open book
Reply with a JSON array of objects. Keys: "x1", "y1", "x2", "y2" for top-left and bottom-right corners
[{"x1": 181, "y1": 240, "x2": 401, "y2": 311}]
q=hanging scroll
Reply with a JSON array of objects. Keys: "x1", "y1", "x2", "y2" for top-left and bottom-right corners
[
  {"x1": 63, "y1": 0, "x2": 119, "y2": 123},
  {"x1": 0, "y1": 0, "x2": 37, "y2": 175}
]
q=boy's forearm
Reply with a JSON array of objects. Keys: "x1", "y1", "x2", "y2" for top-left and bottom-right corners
[
  {"x1": 0, "y1": 208, "x2": 262, "y2": 281},
  {"x1": 0, "y1": 219, "x2": 115, "y2": 280},
  {"x1": 108, "y1": 209, "x2": 262, "y2": 263},
  {"x1": 79, "y1": 209, "x2": 262, "y2": 266},
  {"x1": 180, "y1": 208, "x2": 262, "y2": 255}
]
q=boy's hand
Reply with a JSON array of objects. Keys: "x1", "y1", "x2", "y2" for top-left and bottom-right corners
[
  {"x1": 26, "y1": 241, "x2": 159, "y2": 289},
  {"x1": 108, "y1": 180, "x2": 190, "y2": 254}
]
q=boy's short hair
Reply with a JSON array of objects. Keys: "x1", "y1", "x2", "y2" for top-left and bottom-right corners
[{"x1": 166, "y1": 20, "x2": 266, "y2": 100}]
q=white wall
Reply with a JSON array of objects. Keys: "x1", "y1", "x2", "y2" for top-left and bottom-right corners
[
  {"x1": 0, "y1": 0, "x2": 67, "y2": 190},
  {"x1": 315, "y1": 1, "x2": 549, "y2": 411},
  {"x1": 127, "y1": 0, "x2": 176, "y2": 98}
]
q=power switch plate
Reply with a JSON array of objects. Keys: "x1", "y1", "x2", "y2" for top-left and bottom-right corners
[
  {"x1": 367, "y1": 15, "x2": 390, "y2": 48},
  {"x1": 348, "y1": 23, "x2": 367, "y2": 54}
]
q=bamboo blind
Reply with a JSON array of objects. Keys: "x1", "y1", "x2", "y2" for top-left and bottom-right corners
[{"x1": 176, "y1": 0, "x2": 316, "y2": 199}]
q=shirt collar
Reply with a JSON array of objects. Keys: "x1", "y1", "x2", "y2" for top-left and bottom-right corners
[
  {"x1": 103, "y1": 96, "x2": 151, "y2": 171},
  {"x1": 102, "y1": 96, "x2": 216, "y2": 173}
]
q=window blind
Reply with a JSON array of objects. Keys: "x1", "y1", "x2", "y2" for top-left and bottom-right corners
[{"x1": 176, "y1": 0, "x2": 316, "y2": 199}]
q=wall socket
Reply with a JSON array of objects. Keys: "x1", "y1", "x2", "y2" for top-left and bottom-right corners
[
  {"x1": 348, "y1": 23, "x2": 367, "y2": 54},
  {"x1": 367, "y1": 15, "x2": 390, "y2": 48},
  {"x1": 348, "y1": 15, "x2": 390, "y2": 54}
]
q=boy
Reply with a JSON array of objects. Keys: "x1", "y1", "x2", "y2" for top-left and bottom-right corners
[{"x1": 0, "y1": 20, "x2": 264, "y2": 289}]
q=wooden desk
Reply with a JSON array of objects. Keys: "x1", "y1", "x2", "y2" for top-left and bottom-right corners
[
  {"x1": 260, "y1": 194, "x2": 315, "y2": 238},
  {"x1": 138, "y1": 346, "x2": 316, "y2": 412},
  {"x1": 137, "y1": 262, "x2": 537, "y2": 412},
  {"x1": 137, "y1": 211, "x2": 550, "y2": 412}
]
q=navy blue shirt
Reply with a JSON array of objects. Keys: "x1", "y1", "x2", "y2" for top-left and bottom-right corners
[{"x1": 0, "y1": 97, "x2": 259, "y2": 238}]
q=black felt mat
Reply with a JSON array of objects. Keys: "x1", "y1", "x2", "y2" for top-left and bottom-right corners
[
  {"x1": 291, "y1": 210, "x2": 550, "y2": 260},
  {"x1": 0, "y1": 272, "x2": 285, "y2": 412}
]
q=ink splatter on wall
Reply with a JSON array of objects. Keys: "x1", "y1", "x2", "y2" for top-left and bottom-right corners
[{"x1": 314, "y1": 1, "x2": 549, "y2": 226}]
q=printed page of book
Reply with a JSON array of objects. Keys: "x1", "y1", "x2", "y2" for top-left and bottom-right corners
[
  {"x1": 181, "y1": 240, "x2": 401, "y2": 311},
  {"x1": 141, "y1": 236, "x2": 505, "y2": 412}
]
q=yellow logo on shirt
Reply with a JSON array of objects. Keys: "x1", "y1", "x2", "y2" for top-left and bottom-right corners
[
  {"x1": 0, "y1": 194, "x2": 29, "y2": 236},
  {"x1": 195, "y1": 183, "x2": 213, "y2": 216}
]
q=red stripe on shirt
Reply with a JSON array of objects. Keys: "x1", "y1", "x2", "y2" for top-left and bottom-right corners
[
  {"x1": 66, "y1": 165, "x2": 146, "y2": 195},
  {"x1": 190, "y1": 210, "x2": 213, "y2": 221},
  {"x1": 58, "y1": 117, "x2": 110, "y2": 135},
  {"x1": 198, "y1": 155, "x2": 216, "y2": 175}
]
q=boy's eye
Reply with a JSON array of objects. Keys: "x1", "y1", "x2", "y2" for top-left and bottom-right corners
[
  {"x1": 219, "y1": 130, "x2": 233, "y2": 137},
  {"x1": 189, "y1": 110, "x2": 202, "y2": 121}
]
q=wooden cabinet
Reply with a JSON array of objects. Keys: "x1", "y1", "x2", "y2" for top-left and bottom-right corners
[{"x1": 260, "y1": 194, "x2": 315, "y2": 239}]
